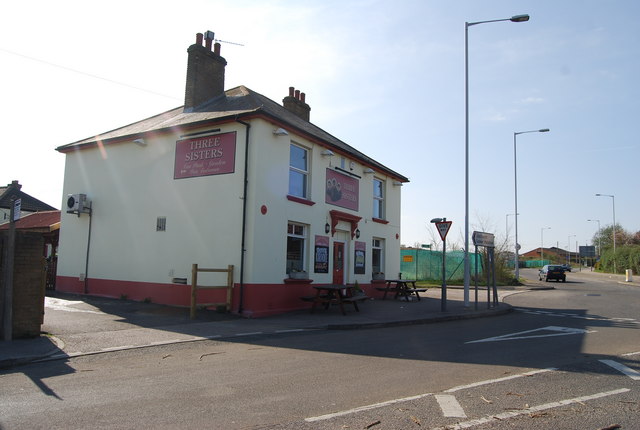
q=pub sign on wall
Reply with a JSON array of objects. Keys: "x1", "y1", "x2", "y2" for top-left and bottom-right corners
[{"x1": 174, "y1": 132, "x2": 237, "y2": 179}]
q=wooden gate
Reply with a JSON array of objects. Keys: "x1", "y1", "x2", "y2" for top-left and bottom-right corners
[{"x1": 190, "y1": 264, "x2": 234, "y2": 319}]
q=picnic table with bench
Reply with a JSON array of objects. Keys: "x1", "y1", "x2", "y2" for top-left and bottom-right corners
[
  {"x1": 376, "y1": 279, "x2": 427, "y2": 301},
  {"x1": 301, "y1": 284, "x2": 368, "y2": 315}
]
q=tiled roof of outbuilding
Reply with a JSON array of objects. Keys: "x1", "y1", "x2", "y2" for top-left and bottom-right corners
[{"x1": 0, "y1": 210, "x2": 60, "y2": 231}]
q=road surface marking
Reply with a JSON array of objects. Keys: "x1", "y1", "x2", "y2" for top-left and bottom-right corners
[
  {"x1": 622, "y1": 351, "x2": 640, "y2": 356},
  {"x1": 515, "y1": 308, "x2": 639, "y2": 324},
  {"x1": 275, "y1": 329, "x2": 308, "y2": 333},
  {"x1": 431, "y1": 388, "x2": 630, "y2": 430},
  {"x1": 444, "y1": 368, "x2": 556, "y2": 392},
  {"x1": 435, "y1": 395, "x2": 466, "y2": 417},
  {"x1": 305, "y1": 392, "x2": 434, "y2": 422},
  {"x1": 599, "y1": 359, "x2": 640, "y2": 380},
  {"x1": 306, "y1": 369, "x2": 559, "y2": 422},
  {"x1": 466, "y1": 326, "x2": 594, "y2": 344}
]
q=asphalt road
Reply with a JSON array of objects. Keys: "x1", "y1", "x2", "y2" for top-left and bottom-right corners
[{"x1": 1, "y1": 269, "x2": 638, "y2": 429}]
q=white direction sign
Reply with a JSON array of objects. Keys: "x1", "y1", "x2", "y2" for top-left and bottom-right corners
[
  {"x1": 472, "y1": 231, "x2": 494, "y2": 248},
  {"x1": 465, "y1": 326, "x2": 595, "y2": 344},
  {"x1": 13, "y1": 198, "x2": 21, "y2": 221},
  {"x1": 436, "y1": 221, "x2": 452, "y2": 241}
]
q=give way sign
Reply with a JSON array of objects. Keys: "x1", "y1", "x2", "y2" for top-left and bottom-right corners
[{"x1": 436, "y1": 221, "x2": 452, "y2": 241}]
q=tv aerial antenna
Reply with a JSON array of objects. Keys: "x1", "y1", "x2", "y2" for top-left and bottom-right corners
[{"x1": 204, "y1": 30, "x2": 244, "y2": 47}]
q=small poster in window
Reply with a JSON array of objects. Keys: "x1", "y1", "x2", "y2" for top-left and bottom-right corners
[
  {"x1": 354, "y1": 241, "x2": 366, "y2": 274},
  {"x1": 314, "y1": 235, "x2": 329, "y2": 273}
]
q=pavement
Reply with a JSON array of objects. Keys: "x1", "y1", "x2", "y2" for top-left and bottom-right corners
[{"x1": 1, "y1": 269, "x2": 637, "y2": 370}]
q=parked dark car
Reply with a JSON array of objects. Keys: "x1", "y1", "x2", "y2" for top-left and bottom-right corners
[
  {"x1": 561, "y1": 264, "x2": 572, "y2": 272},
  {"x1": 539, "y1": 265, "x2": 566, "y2": 282}
]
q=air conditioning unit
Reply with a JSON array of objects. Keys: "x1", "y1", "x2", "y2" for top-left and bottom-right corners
[{"x1": 66, "y1": 194, "x2": 88, "y2": 214}]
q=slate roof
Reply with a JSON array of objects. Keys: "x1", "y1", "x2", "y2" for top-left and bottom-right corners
[
  {"x1": 56, "y1": 86, "x2": 409, "y2": 182},
  {"x1": 0, "y1": 181, "x2": 57, "y2": 211}
]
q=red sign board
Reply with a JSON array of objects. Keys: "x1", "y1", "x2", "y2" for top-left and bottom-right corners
[
  {"x1": 325, "y1": 168, "x2": 359, "y2": 211},
  {"x1": 174, "y1": 132, "x2": 236, "y2": 179},
  {"x1": 436, "y1": 221, "x2": 452, "y2": 241}
]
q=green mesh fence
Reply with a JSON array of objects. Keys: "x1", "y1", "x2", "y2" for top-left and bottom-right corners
[
  {"x1": 523, "y1": 259, "x2": 549, "y2": 268},
  {"x1": 506, "y1": 259, "x2": 549, "y2": 268},
  {"x1": 400, "y1": 249, "x2": 482, "y2": 281}
]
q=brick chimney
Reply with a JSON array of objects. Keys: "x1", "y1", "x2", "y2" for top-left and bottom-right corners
[
  {"x1": 282, "y1": 86, "x2": 311, "y2": 122},
  {"x1": 184, "y1": 31, "x2": 227, "y2": 112}
]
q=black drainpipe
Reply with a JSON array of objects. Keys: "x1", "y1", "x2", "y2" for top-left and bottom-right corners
[{"x1": 236, "y1": 118, "x2": 250, "y2": 314}]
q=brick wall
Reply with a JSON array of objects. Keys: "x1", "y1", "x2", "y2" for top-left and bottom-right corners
[{"x1": 0, "y1": 231, "x2": 45, "y2": 338}]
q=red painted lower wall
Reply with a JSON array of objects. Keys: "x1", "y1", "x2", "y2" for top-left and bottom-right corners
[{"x1": 56, "y1": 276, "x2": 387, "y2": 318}]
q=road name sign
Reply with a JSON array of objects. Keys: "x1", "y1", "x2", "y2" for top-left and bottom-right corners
[
  {"x1": 436, "y1": 221, "x2": 452, "y2": 241},
  {"x1": 13, "y1": 199, "x2": 21, "y2": 221},
  {"x1": 472, "y1": 231, "x2": 494, "y2": 248}
]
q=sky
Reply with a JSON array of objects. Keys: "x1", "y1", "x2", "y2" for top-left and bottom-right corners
[{"x1": 2, "y1": 0, "x2": 638, "y2": 255}]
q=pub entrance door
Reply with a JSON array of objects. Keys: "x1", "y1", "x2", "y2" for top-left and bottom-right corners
[{"x1": 332, "y1": 242, "x2": 345, "y2": 285}]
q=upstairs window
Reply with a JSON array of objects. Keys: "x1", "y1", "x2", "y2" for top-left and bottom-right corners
[
  {"x1": 373, "y1": 178, "x2": 384, "y2": 219},
  {"x1": 289, "y1": 144, "x2": 308, "y2": 198}
]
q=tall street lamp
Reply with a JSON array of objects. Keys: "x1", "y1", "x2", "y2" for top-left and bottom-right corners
[
  {"x1": 513, "y1": 128, "x2": 550, "y2": 281},
  {"x1": 506, "y1": 213, "x2": 518, "y2": 239},
  {"x1": 595, "y1": 193, "x2": 616, "y2": 273},
  {"x1": 567, "y1": 234, "x2": 576, "y2": 265},
  {"x1": 587, "y1": 219, "x2": 601, "y2": 256},
  {"x1": 541, "y1": 227, "x2": 551, "y2": 263},
  {"x1": 464, "y1": 13, "x2": 530, "y2": 306}
]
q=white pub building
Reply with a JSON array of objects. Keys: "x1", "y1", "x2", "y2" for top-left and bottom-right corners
[{"x1": 56, "y1": 32, "x2": 408, "y2": 317}]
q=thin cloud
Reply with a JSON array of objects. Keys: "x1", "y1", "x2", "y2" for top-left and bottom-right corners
[{"x1": 520, "y1": 96, "x2": 545, "y2": 104}]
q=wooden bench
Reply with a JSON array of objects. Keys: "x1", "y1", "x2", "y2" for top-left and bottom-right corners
[
  {"x1": 300, "y1": 294, "x2": 329, "y2": 302},
  {"x1": 301, "y1": 291, "x2": 368, "y2": 313},
  {"x1": 341, "y1": 294, "x2": 369, "y2": 312},
  {"x1": 376, "y1": 284, "x2": 427, "y2": 301},
  {"x1": 405, "y1": 288, "x2": 427, "y2": 301}
]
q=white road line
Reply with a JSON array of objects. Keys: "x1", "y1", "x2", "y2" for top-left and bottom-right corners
[
  {"x1": 431, "y1": 388, "x2": 630, "y2": 430},
  {"x1": 466, "y1": 326, "x2": 594, "y2": 344},
  {"x1": 600, "y1": 359, "x2": 640, "y2": 380},
  {"x1": 306, "y1": 368, "x2": 557, "y2": 423},
  {"x1": 622, "y1": 351, "x2": 640, "y2": 357},
  {"x1": 305, "y1": 392, "x2": 434, "y2": 422},
  {"x1": 435, "y1": 395, "x2": 466, "y2": 418},
  {"x1": 515, "y1": 308, "x2": 639, "y2": 324},
  {"x1": 444, "y1": 368, "x2": 556, "y2": 393}
]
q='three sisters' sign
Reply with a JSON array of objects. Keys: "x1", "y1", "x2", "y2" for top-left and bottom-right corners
[
  {"x1": 174, "y1": 132, "x2": 236, "y2": 179},
  {"x1": 325, "y1": 168, "x2": 359, "y2": 211}
]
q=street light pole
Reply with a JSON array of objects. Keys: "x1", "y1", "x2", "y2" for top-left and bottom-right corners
[
  {"x1": 541, "y1": 227, "x2": 551, "y2": 263},
  {"x1": 567, "y1": 234, "x2": 576, "y2": 265},
  {"x1": 506, "y1": 213, "x2": 518, "y2": 240},
  {"x1": 587, "y1": 219, "x2": 601, "y2": 256},
  {"x1": 513, "y1": 128, "x2": 549, "y2": 280},
  {"x1": 595, "y1": 193, "x2": 616, "y2": 273},
  {"x1": 464, "y1": 13, "x2": 530, "y2": 306}
]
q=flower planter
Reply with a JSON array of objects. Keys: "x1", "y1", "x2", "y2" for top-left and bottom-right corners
[{"x1": 289, "y1": 271, "x2": 308, "y2": 280}]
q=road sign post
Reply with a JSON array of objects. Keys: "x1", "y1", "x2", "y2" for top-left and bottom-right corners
[
  {"x1": 472, "y1": 231, "x2": 498, "y2": 309},
  {"x1": 435, "y1": 220, "x2": 452, "y2": 311}
]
